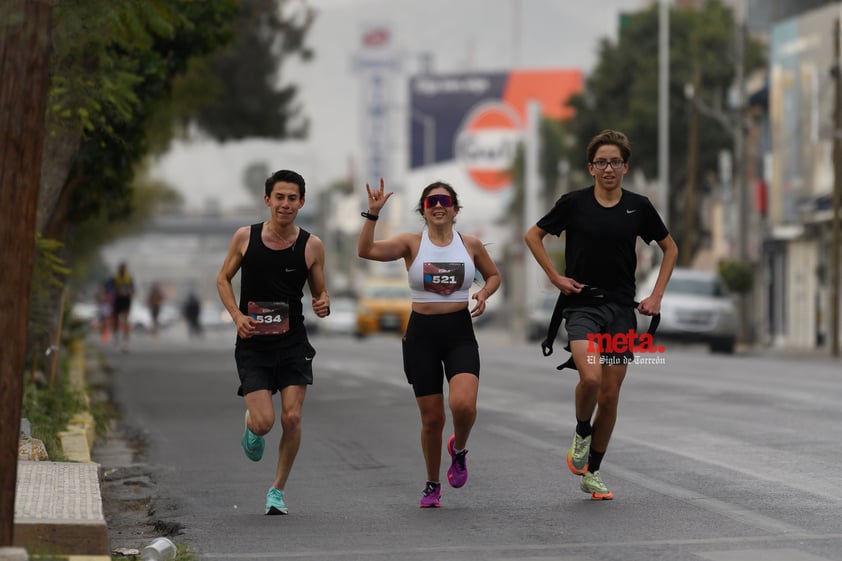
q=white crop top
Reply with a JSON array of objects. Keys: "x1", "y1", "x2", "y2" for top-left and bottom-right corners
[{"x1": 408, "y1": 229, "x2": 476, "y2": 303}]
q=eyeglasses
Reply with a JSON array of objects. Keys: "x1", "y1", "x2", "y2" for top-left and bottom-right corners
[
  {"x1": 423, "y1": 194, "x2": 454, "y2": 209},
  {"x1": 591, "y1": 158, "x2": 626, "y2": 170}
]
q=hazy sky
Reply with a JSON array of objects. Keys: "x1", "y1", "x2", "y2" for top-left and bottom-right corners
[{"x1": 153, "y1": 0, "x2": 648, "y2": 211}]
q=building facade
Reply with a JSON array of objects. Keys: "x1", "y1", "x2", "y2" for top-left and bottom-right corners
[{"x1": 762, "y1": 1, "x2": 842, "y2": 350}]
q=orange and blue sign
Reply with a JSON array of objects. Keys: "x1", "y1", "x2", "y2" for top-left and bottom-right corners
[{"x1": 409, "y1": 69, "x2": 583, "y2": 192}]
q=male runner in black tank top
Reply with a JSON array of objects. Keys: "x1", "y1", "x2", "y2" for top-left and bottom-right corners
[
  {"x1": 525, "y1": 130, "x2": 678, "y2": 501},
  {"x1": 217, "y1": 169, "x2": 331, "y2": 515}
]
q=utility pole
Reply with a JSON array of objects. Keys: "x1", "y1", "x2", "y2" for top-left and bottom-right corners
[
  {"x1": 831, "y1": 18, "x2": 841, "y2": 357},
  {"x1": 659, "y1": 0, "x2": 670, "y2": 226},
  {"x1": 734, "y1": 7, "x2": 747, "y2": 262},
  {"x1": 523, "y1": 99, "x2": 542, "y2": 324},
  {"x1": 733, "y1": 1, "x2": 751, "y2": 346},
  {"x1": 684, "y1": 70, "x2": 700, "y2": 267}
]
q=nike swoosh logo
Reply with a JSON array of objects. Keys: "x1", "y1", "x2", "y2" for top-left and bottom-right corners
[
  {"x1": 285, "y1": 268, "x2": 297, "y2": 272},
  {"x1": 305, "y1": 356, "x2": 313, "y2": 361},
  {"x1": 626, "y1": 209, "x2": 637, "y2": 214}
]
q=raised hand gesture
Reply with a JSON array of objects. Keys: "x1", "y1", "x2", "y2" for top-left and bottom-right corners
[{"x1": 366, "y1": 178, "x2": 394, "y2": 214}]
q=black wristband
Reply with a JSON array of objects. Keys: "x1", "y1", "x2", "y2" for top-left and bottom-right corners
[{"x1": 361, "y1": 211, "x2": 379, "y2": 221}]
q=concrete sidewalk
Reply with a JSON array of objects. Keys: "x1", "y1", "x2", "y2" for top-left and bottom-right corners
[
  {"x1": 7, "y1": 342, "x2": 110, "y2": 560},
  {"x1": 12, "y1": 461, "x2": 108, "y2": 557}
]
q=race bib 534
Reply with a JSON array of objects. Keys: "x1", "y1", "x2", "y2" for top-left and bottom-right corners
[{"x1": 248, "y1": 301, "x2": 290, "y2": 335}]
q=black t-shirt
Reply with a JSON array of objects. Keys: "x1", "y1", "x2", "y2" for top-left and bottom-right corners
[{"x1": 536, "y1": 186, "x2": 668, "y2": 299}]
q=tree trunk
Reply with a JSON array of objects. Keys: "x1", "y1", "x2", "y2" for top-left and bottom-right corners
[
  {"x1": 0, "y1": 0, "x2": 53, "y2": 546},
  {"x1": 37, "y1": 120, "x2": 83, "y2": 235}
]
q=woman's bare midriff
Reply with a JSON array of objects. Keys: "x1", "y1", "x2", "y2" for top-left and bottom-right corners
[{"x1": 412, "y1": 301, "x2": 469, "y2": 315}]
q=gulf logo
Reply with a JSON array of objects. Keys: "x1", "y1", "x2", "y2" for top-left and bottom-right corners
[
  {"x1": 454, "y1": 101, "x2": 522, "y2": 192},
  {"x1": 362, "y1": 27, "x2": 389, "y2": 48}
]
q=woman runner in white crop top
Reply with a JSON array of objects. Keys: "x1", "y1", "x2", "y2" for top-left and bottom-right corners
[
  {"x1": 407, "y1": 228, "x2": 476, "y2": 303},
  {"x1": 358, "y1": 179, "x2": 501, "y2": 508}
]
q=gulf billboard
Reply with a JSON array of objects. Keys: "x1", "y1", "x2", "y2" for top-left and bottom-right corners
[{"x1": 409, "y1": 69, "x2": 583, "y2": 193}]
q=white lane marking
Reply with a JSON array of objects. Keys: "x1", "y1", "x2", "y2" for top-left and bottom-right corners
[{"x1": 485, "y1": 423, "x2": 810, "y2": 537}]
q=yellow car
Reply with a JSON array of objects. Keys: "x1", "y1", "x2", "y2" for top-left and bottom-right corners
[{"x1": 355, "y1": 279, "x2": 412, "y2": 337}]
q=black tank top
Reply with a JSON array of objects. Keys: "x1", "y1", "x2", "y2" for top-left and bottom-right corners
[{"x1": 237, "y1": 223, "x2": 310, "y2": 346}]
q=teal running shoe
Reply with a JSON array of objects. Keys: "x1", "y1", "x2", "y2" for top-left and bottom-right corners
[
  {"x1": 580, "y1": 470, "x2": 613, "y2": 500},
  {"x1": 265, "y1": 487, "x2": 288, "y2": 515},
  {"x1": 566, "y1": 433, "x2": 590, "y2": 475},
  {"x1": 241, "y1": 411, "x2": 265, "y2": 462}
]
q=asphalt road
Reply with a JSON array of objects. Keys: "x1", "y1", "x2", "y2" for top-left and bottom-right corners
[{"x1": 98, "y1": 323, "x2": 842, "y2": 561}]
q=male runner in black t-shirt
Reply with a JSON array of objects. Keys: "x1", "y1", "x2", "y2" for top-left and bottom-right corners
[
  {"x1": 217, "y1": 169, "x2": 330, "y2": 515},
  {"x1": 524, "y1": 130, "x2": 678, "y2": 500}
]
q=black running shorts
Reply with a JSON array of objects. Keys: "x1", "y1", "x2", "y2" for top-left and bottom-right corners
[
  {"x1": 402, "y1": 309, "x2": 479, "y2": 398},
  {"x1": 564, "y1": 302, "x2": 637, "y2": 364},
  {"x1": 234, "y1": 331, "x2": 315, "y2": 396}
]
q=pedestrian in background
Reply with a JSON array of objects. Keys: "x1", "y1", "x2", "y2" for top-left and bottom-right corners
[
  {"x1": 98, "y1": 279, "x2": 114, "y2": 344},
  {"x1": 182, "y1": 290, "x2": 202, "y2": 338},
  {"x1": 111, "y1": 262, "x2": 134, "y2": 352},
  {"x1": 358, "y1": 178, "x2": 501, "y2": 508},
  {"x1": 217, "y1": 169, "x2": 330, "y2": 515},
  {"x1": 147, "y1": 282, "x2": 165, "y2": 335},
  {"x1": 524, "y1": 129, "x2": 678, "y2": 500}
]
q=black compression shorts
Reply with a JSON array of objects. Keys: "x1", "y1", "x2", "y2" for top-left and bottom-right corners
[{"x1": 402, "y1": 309, "x2": 479, "y2": 397}]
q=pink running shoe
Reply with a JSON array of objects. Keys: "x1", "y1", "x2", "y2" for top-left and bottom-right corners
[
  {"x1": 446, "y1": 434, "x2": 468, "y2": 488},
  {"x1": 419, "y1": 481, "x2": 441, "y2": 508}
]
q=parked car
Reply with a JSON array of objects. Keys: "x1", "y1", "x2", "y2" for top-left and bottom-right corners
[
  {"x1": 355, "y1": 279, "x2": 412, "y2": 337},
  {"x1": 526, "y1": 292, "x2": 566, "y2": 343},
  {"x1": 637, "y1": 267, "x2": 737, "y2": 354}
]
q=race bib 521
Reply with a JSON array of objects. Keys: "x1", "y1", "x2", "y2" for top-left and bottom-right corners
[{"x1": 423, "y1": 262, "x2": 465, "y2": 296}]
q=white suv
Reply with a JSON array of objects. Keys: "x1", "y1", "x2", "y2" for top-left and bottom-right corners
[{"x1": 637, "y1": 268, "x2": 738, "y2": 354}]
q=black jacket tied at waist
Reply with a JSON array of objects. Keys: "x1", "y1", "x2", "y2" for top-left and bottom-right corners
[{"x1": 540, "y1": 286, "x2": 661, "y2": 371}]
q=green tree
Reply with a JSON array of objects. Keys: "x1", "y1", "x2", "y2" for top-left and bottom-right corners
[
  {"x1": 40, "y1": 0, "x2": 239, "y2": 240},
  {"x1": 28, "y1": 0, "x2": 240, "y2": 379},
  {"x1": 193, "y1": 0, "x2": 316, "y2": 140},
  {"x1": 566, "y1": 0, "x2": 765, "y2": 260},
  {"x1": 718, "y1": 258, "x2": 754, "y2": 294},
  {"x1": 38, "y1": 0, "x2": 315, "y2": 253}
]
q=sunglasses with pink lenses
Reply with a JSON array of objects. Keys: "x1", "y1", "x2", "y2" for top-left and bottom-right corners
[{"x1": 423, "y1": 194, "x2": 453, "y2": 209}]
